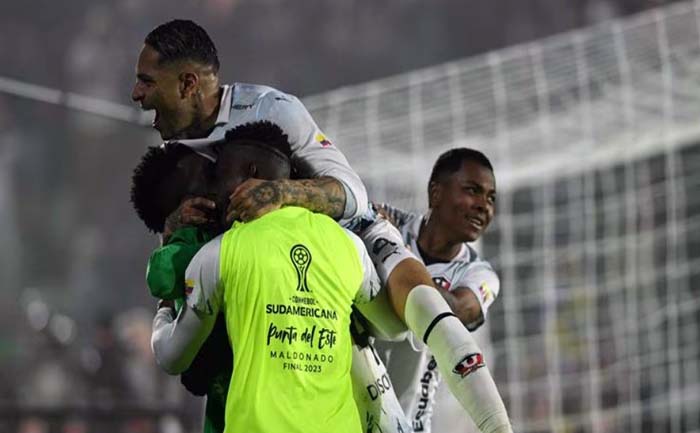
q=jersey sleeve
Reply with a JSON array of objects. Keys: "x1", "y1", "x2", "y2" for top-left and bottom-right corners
[
  {"x1": 343, "y1": 228, "x2": 381, "y2": 304},
  {"x1": 344, "y1": 228, "x2": 408, "y2": 341},
  {"x1": 258, "y1": 91, "x2": 368, "y2": 220},
  {"x1": 374, "y1": 203, "x2": 415, "y2": 229},
  {"x1": 151, "y1": 235, "x2": 225, "y2": 374},
  {"x1": 455, "y1": 261, "x2": 501, "y2": 330}
]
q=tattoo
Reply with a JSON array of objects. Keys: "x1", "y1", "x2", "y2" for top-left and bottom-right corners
[
  {"x1": 249, "y1": 181, "x2": 283, "y2": 206},
  {"x1": 163, "y1": 209, "x2": 184, "y2": 243},
  {"x1": 283, "y1": 177, "x2": 346, "y2": 219}
]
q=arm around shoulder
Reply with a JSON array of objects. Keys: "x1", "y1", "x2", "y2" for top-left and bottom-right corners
[{"x1": 150, "y1": 236, "x2": 224, "y2": 374}]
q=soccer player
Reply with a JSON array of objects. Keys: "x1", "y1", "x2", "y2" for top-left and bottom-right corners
[
  {"x1": 132, "y1": 20, "x2": 511, "y2": 433},
  {"x1": 139, "y1": 123, "x2": 390, "y2": 433},
  {"x1": 374, "y1": 148, "x2": 501, "y2": 433},
  {"x1": 132, "y1": 122, "x2": 410, "y2": 433},
  {"x1": 131, "y1": 19, "x2": 365, "y2": 233}
]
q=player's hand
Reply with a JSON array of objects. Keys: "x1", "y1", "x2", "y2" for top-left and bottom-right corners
[
  {"x1": 226, "y1": 178, "x2": 285, "y2": 223},
  {"x1": 163, "y1": 197, "x2": 217, "y2": 241},
  {"x1": 157, "y1": 299, "x2": 175, "y2": 310},
  {"x1": 374, "y1": 202, "x2": 397, "y2": 226}
]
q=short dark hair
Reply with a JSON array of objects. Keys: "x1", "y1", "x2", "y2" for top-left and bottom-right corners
[
  {"x1": 130, "y1": 144, "x2": 199, "y2": 233},
  {"x1": 218, "y1": 121, "x2": 292, "y2": 160},
  {"x1": 428, "y1": 148, "x2": 494, "y2": 187},
  {"x1": 145, "y1": 19, "x2": 220, "y2": 72}
]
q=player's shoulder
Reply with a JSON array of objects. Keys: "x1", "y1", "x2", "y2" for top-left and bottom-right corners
[
  {"x1": 227, "y1": 82, "x2": 305, "y2": 124},
  {"x1": 397, "y1": 211, "x2": 423, "y2": 242},
  {"x1": 453, "y1": 243, "x2": 489, "y2": 265},
  {"x1": 190, "y1": 234, "x2": 223, "y2": 265},
  {"x1": 231, "y1": 82, "x2": 298, "y2": 106}
]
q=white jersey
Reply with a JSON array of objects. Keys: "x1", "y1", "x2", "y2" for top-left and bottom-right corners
[
  {"x1": 374, "y1": 205, "x2": 501, "y2": 433},
  {"x1": 172, "y1": 83, "x2": 368, "y2": 220}
]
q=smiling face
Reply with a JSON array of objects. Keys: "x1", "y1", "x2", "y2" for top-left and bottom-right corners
[
  {"x1": 131, "y1": 44, "x2": 198, "y2": 140},
  {"x1": 429, "y1": 159, "x2": 496, "y2": 243}
]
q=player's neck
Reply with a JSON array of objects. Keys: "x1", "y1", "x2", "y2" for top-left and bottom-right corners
[
  {"x1": 197, "y1": 86, "x2": 223, "y2": 136},
  {"x1": 418, "y1": 215, "x2": 462, "y2": 261}
]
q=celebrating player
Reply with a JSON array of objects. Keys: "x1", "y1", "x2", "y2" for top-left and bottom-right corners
[
  {"x1": 135, "y1": 122, "x2": 397, "y2": 433},
  {"x1": 131, "y1": 19, "x2": 366, "y2": 234},
  {"x1": 132, "y1": 19, "x2": 512, "y2": 433},
  {"x1": 132, "y1": 122, "x2": 411, "y2": 432},
  {"x1": 374, "y1": 148, "x2": 500, "y2": 432}
]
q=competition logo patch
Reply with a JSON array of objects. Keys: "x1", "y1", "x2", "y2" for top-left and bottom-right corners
[
  {"x1": 432, "y1": 276, "x2": 451, "y2": 291},
  {"x1": 453, "y1": 353, "x2": 485, "y2": 378},
  {"x1": 479, "y1": 283, "x2": 493, "y2": 304},
  {"x1": 290, "y1": 244, "x2": 312, "y2": 292},
  {"x1": 315, "y1": 133, "x2": 332, "y2": 148},
  {"x1": 184, "y1": 279, "x2": 195, "y2": 296}
]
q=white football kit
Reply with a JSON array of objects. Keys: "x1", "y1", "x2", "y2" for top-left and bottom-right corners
[
  {"x1": 172, "y1": 83, "x2": 368, "y2": 221},
  {"x1": 371, "y1": 205, "x2": 501, "y2": 433}
]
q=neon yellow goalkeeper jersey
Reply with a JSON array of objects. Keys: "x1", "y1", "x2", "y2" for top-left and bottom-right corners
[
  {"x1": 222, "y1": 206, "x2": 364, "y2": 432},
  {"x1": 153, "y1": 207, "x2": 382, "y2": 433}
]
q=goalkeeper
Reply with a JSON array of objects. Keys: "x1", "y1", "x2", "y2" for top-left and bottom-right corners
[
  {"x1": 132, "y1": 122, "x2": 402, "y2": 432},
  {"x1": 132, "y1": 19, "x2": 511, "y2": 433}
]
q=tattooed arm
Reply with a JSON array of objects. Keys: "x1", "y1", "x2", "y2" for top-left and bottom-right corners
[{"x1": 225, "y1": 177, "x2": 345, "y2": 223}]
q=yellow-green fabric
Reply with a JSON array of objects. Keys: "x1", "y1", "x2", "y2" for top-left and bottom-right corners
[{"x1": 219, "y1": 206, "x2": 363, "y2": 433}]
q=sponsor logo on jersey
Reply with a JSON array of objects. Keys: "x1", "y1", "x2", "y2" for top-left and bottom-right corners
[
  {"x1": 290, "y1": 244, "x2": 312, "y2": 292},
  {"x1": 453, "y1": 352, "x2": 484, "y2": 378},
  {"x1": 184, "y1": 279, "x2": 195, "y2": 296},
  {"x1": 432, "y1": 276, "x2": 451, "y2": 290},
  {"x1": 232, "y1": 103, "x2": 254, "y2": 110},
  {"x1": 413, "y1": 357, "x2": 438, "y2": 432},
  {"x1": 479, "y1": 283, "x2": 493, "y2": 304},
  {"x1": 315, "y1": 133, "x2": 333, "y2": 148},
  {"x1": 367, "y1": 372, "x2": 393, "y2": 400}
]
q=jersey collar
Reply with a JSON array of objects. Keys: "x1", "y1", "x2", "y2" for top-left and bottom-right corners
[{"x1": 412, "y1": 214, "x2": 469, "y2": 263}]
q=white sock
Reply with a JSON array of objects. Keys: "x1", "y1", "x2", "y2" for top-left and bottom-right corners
[{"x1": 404, "y1": 285, "x2": 513, "y2": 433}]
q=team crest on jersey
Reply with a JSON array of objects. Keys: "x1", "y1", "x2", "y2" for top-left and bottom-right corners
[
  {"x1": 479, "y1": 283, "x2": 493, "y2": 304},
  {"x1": 290, "y1": 244, "x2": 312, "y2": 292},
  {"x1": 184, "y1": 279, "x2": 195, "y2": 296},
  {"x1": 453, "y1": 352, "x2": 484, "y2": 378},
  {"x1": 315, "y1": 133, "x2": 332, "y2": 148},
  {"x1": 433, "y1": 276, "x2": 451, "y2": 291}
]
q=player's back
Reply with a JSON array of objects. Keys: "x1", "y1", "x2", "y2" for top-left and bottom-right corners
[{"x1": 218, "y1": 206, "x2": 363, "y2": 433}]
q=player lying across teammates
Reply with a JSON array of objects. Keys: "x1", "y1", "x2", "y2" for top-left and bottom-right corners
[{"x1": 130, "y1": 19, "x2": 512, "y2": 433}]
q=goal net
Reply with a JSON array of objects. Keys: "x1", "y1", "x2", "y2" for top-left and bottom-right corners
[{"x1": 304, "y1": 2, "x2": 700, "y2": 432}]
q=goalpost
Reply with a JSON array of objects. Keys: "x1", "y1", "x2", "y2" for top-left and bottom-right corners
[{"x1": 304, "y1": 2, "x2": 700, "y2": 432}]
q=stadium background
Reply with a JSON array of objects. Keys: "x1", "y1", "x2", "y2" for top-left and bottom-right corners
[{"x1": 1, "y1": 1, "x2": 697, "y2": 432}]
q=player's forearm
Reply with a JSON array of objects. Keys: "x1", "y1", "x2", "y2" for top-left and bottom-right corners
[
  {"x1": 278, "y1": 177, "x2": 346, "y2": 219},
  {"x1": 440, "y1": 288, "x2": 484, "y2": 330},
  {"x1": 151, "y1": 306, "x2": 213, "y2": 375}
]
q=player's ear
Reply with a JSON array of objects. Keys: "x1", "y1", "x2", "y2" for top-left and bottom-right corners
[
  {"x1": 248, "y1": 162, "x2": 258, "y2": 178},
  {"x1": 179, "y1": 71, "x2": 199, "y2": 98},
  {"x1": 428, "y1": 180, "x2": 442, "y2": 209}
]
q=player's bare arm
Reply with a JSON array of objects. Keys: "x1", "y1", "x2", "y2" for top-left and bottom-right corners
[
  {"x1": 225, "y1": 176, "x2": 345, "y2": 223},
  {"x1": 439, "y1": 286, "x2": 483, "y2": 327}
]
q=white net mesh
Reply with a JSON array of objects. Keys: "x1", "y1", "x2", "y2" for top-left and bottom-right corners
[{"x1": 304, "y1": 2, "x2": 700, "y2": 432}]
